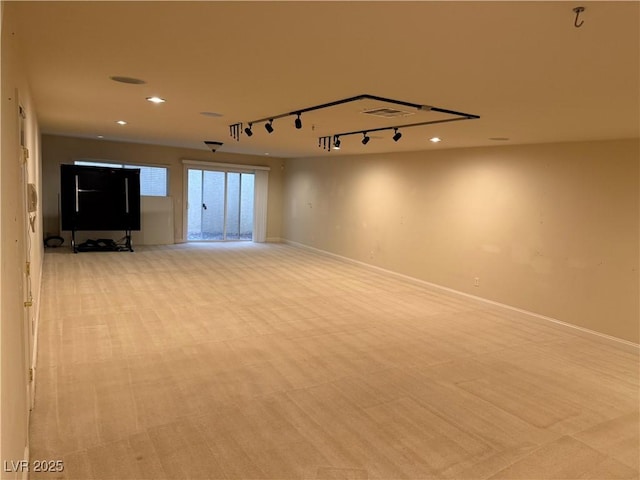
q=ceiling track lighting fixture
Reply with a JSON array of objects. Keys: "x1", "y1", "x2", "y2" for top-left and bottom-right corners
[
  {"x1": 265, "y1": 119, "x2": 274, "y2": 133},
  {"x1": 229, "y1": 123, "x2": 243, "y2": 141},
  {"x1": 319, "y1": 136, "x2": 332, "y2": 150},
  {"x1": 318, "y1": 115, "x2": 475, "y2": 152},
  {"x1": 361, "y1": 132, "x2": 370, "y2": 145},
  {"x1": 229, "y1": 94, "x2": 479, "y2": 149}
]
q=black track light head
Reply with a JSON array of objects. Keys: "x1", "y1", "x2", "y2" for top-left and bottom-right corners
[
  {"x1": 393, "y1": 128, "x2": 402, "y2": 142},
  {"x1": 295, "y1": 113, "x2": 302, "y2": 129},
  {"x1": 244, "y1": 123, "x2": 253, "y2": 137},
  {"x1": 265, "y1": 120, "x2": 274, "y2": 134},
  {"x1": 333, "y1": 136, "x2": 341, "y2": 149},
  {"x1": 362, "y1": 132, "x2": 370, "y2": 145}
]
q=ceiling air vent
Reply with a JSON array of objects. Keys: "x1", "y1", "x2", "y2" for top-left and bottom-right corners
[{"x1": 361, "y1": 107, "x2": 415, "y2": 118}]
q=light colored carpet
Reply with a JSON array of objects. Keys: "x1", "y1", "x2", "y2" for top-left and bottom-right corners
[{"x1": 30, "y1": 242, "x2": 639, "y2": 479}]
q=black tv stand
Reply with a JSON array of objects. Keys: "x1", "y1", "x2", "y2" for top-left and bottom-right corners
[{"x1": 72, "y1": 230, "x2": 134, "y2": 253}]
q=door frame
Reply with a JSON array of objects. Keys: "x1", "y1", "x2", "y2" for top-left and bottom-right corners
[
  {"x1": 181, "y1": 160, "x2": 270, "y2": 243},
  {"x1": 18, "y1": 101, "x2": 36, "y2": 411},
  {"x1": 186, "y1": 168, "x2": 228, "y2": 241}
]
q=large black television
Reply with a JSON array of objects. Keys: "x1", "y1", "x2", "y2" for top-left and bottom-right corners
[{"x1": 60, "y1": 164, "x2": 140, "y2": 251}]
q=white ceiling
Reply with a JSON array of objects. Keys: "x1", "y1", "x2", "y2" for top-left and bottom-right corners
[{"x1": 7, "y1": 1, "x2": 639, "y2": 158}]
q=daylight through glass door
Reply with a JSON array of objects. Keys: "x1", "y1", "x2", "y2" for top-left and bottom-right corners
[{"x1": 187, "y1": 169, "x2": 254, "y2": 241}]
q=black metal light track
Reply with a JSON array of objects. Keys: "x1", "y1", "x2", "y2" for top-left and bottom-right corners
[
  {"x1": 331, "y1": 116, "x2": 472, "y2": 138},
  {"x1": 319, "y1": 117, "x2": 475, "y2": 151},
  {"x1": 228, "y1": 94, "x2": 480, "y2": 146}
]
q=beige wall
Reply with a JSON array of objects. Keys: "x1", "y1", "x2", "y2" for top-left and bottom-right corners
[
  {"x1": 1, "y1": 2, "x2": 43, "y2": 475},
  {"x1": 41, "y1": 135, "x2": 284, "y2": 244},
  {"x1": 283, "y1": 139, "x2": 640, "y2": 344}
]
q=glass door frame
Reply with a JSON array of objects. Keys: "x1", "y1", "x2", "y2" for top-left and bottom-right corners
[
  {"x1": 182, "y1": 160, "x2": 268, "y2": 243},
  {"x1": 186, "y1": 168, "x2": 228, "y2": 241}
]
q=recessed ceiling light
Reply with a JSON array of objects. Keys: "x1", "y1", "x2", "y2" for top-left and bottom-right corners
[
  {"x1": 97, "y1": 135, "x2": 104, "y2": 139},
  {"x1": 146, "y1": 96, "x2": 166, "y2": 104},
  {"x1": 200, "y1": 111, "x2": 223, "y2": 118},
  {"x1": 110, "y1": 76, "x2": 146, "y2": 85},
  {"x1": 264, "y1": 153, "x2": 270, "y2": 156},
  {"x1": 116, "y1": 120, "x2": 127, "y2": 125},
  {"x1": 430, "y1": 137, "x2": 441, "y2": 143}
]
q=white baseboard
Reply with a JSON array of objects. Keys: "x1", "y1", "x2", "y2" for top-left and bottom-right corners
[{"x1": 283, "y1": 239, "x2": 639, "y2": 354}]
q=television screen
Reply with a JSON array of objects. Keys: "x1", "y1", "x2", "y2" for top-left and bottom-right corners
[{"x1": 61, "y1": 164, "x2": 141, "y2": 231}]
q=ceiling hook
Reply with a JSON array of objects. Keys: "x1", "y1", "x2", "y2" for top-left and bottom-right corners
[{"x1": 573, "y1": 6, "x2": 585, "y2": 28}]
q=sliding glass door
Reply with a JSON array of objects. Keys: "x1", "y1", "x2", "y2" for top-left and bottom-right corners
[{"x1": 187, "y1": 168, "x2": 254, "y2": 241}]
